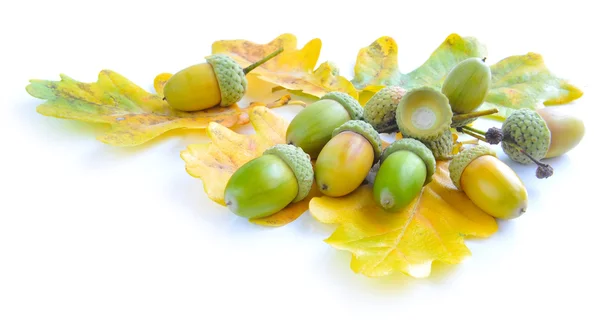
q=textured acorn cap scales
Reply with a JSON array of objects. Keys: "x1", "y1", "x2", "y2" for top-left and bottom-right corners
[
  {"x1": 205, "y1": 54, "x2": 247, "y2": 107},
  {"x1": 420, "y1": 129, "x2": 453, "y2": 160},
  {"x1": 380, "y1": 138, "x2": 436, "y2": 185},
  {"x1": 332, "y1": 120, "x2": 383, "y2": 164},
  {"x1": 395, "y1": 87, "x2": 453, "y2": 141},
  {"x1": 363, "y1": 86, "x2": 407, "y2": 133},
  {"x1": 501, "y1": 110, "x2": 551, "y2": 164},
  {"x1": 263, "y1": 144, "x2": 314, "y2": 203},
  {"x1": 321, "y1": 91, "x2": 364, "y2": 120},
  {"x1": 449, "y1": 145, "x2": 496, "y2": 190}
]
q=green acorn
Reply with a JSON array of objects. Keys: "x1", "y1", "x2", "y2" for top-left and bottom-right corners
[
  {"x1": 442, "y1": 57, "x2": 492, "y2": 114},
  {"x1": 224, "y1": 144, "x2": 314, "y2": 220},
  {"x1": 363, "y1": 86, "x2": 407, "y2": 133},
  {"x1": 286, "y1": 91, "x2": 363, "y2": 158},
  {"x1": 373, "y1": 138, "x2": 436, "y2": 212},
  {"x1": 395, "y1": 87, "x2": 453, "y2": 141}
]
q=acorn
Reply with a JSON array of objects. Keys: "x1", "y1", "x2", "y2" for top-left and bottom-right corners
[
  {"x1": 163, "y1": 48, "x2": 283, "y2": 111},
  {"x1": 224, "y1": 144, "x2": 314, "y2": 220},
  {"x1": 536, "y1": 107, "x2": 585, "y2": 158},
  {"x1": 315, "y1": 120, "x2": 382, "y2": 197},
  {"x1": 363, "y1": 86, "x2": 407, "y2": 133},
  {"x1": 395, "y1": 87, "x2": 453, "y2": 142},
  {"x1": 442, "y1": 57, "x2": 492, "y2": 114},
  {"x1": 501, "y1": 110, "x2": 551, "y2": 164},
  {"x1": 449, "y1": 145, "x2": 528, "y2": 219},
  {"x1": 373, "y1": 138, "x2": 436, "y2": 212},
  {"x1": 286, "y1": 91, "x2": 364, "y2": 158}
]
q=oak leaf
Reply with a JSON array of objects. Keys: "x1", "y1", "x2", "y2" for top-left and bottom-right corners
[
  {"x1": 309, "y1": 161, "x2": 498, "y2": 278},
  {"x1": 26, "y1": 70, "x2": 290, "y2": 147},
  {"x1": 351, "y1": 34, "x2": 583, "y2": 118},
  {"x1": 211, "y1": 33, "x2": 359, "y2": 100},
  {"x1": 181, "y1": 106, "x2": 318, "y2": 227}
]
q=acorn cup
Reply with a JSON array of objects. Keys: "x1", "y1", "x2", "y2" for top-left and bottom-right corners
[
  {"x1": 373, "y1": 138, "x2": 436, "y2": 212},
  {"x1": 224, "y1": 144, "x2": 314, "y2": 220},
  {"x1": 449, "y1": 145, "x2": 528, "y2": 220},
  {"x1": 395, "y1": 87, "x2": 454, "y2": 142},
  {"x1": 163, "y1": 48, "x2": 283, "y2": 111},
  {"x1": 286, "y1": 92, "x2": 364, "y2": 158},
  {"x1": 315, "y1": 120, "x2": 382, "y2": 197},
  {"x1": 420, "y1": 129, "x2": 454, "y2": 160},
  {"x1": 363, "y1": 86, "x2": 407, "y2": 133}
]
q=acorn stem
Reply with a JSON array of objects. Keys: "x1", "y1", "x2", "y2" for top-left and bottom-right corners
[
  {"x1": 460, "y1": 125, "x2": 487, "y2": 136},
  {"x1": 456, "y1": 127, "x2": 487, "y2": 142},
  {"x1": 452, "y1": 108, "x2": 498, "y2": 122},
  {"x1": 243, "y1": 47, "x2": 284, "y2": 75},
  {"x1": 502, "y1": 140, "x2": 554, "y2": 178}
]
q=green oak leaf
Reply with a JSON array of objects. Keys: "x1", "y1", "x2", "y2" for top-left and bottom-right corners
[{"x1": 352, "y1": 33, "x2": 583, "y2": 119}]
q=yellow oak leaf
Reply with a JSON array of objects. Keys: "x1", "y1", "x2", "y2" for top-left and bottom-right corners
[
  {"x1": 26, "y1": 70, "x2": 291, "y2": 147},
  {"x1": 181, "y1": 106, "x2": 318, "y2": 227},
  {"x1": 211, "y1": 33, "x2": 359, "y2": 100},
  {"x1": 351, "y1": 34, "x2": 583, "y2": 118},
  {"x1": 309, "y1": 161, "x2": 498, "y2": 278}
]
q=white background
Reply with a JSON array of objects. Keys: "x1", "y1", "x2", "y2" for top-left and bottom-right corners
[{"x1": 2, "y1": 0, "x2": 600, "y2": 327}]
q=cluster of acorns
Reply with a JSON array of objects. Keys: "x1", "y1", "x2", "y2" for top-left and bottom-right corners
[{"x1": 161, "y1": 50, "x2": 585, "y2": 221}]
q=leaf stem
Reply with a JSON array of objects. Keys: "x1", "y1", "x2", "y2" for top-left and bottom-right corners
[
  {"x1": 243, "y1": 48, "x2": 284, "y2": 75},
  {"x1": 452, "y1": 108, "x2": 498, "y2": 123}
]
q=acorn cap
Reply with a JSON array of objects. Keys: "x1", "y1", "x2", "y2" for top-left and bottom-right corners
[
  {"x1": 420, "y1": 129, "x2": 453, "y2": 160},
  {"x1": 380, "y1": 138, "x2": 436, "y2": 185},
  {"x1": 263, "y1": 144, "x2": 314, "y2": 203},
  {"x1": 501, "y1": 110, "x2": 551, "y2": 164},
  {"x1": 395, "y1": 87, "x2": 453, "y2": 141},
  {"x1": 332, "y1": 120, "x2": 383, "y2": 164},
  {"x1": 321, "y1": 91, "x2": 364, "y2": 120},
  {"x1": 206, "y1": 54, "x2": 247, "y2": 107},
  {"x1": 363, "y1": 86, "x2": 407, "y2": 133},
  {"x1": 449, "y1": 145, "x2": 496, "y2": 190}
]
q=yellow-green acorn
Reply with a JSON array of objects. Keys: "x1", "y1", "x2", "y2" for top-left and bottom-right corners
[
  {"x1": 315, "y1": 120, "x2": 382, "y2": 197},
  {"x1": 441, "y1": 57, "x2": 492, "y2": 114},
  {"x1": 163, "y1": 48, "x2": 283, "y2": 111},
  {"x1": 536, "y1": 107, "x2": 585, "y2": 158},
  {"x1": 449, "y1": 145, "x2": 528, "y2": 219},
  {"x1": 363, "y1": 86, "x2": 407, "y2": 133},
  {"x1": 224, "y1": 144, "x2": 314, "y2": 220},
  {"x1": 373, "y1": 138, "x2": 436, "y2": 212},
  {"x1": 286, "y1": 92, "x2": 364, "y2": 159},
  {"x1": 395, "y1": 87, "x2": 453, "y2": 141}
]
